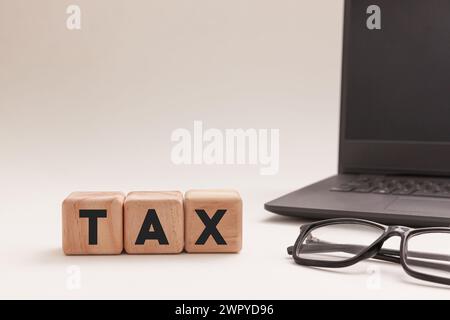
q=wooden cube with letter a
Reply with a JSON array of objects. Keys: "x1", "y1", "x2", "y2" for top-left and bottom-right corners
[
  {"x1": 62, "y1": 192, "x2": 125, "y2": 255},
  {"x1": 124, "y1": 191, "x2": 184, "y2": 254},
  {"x1": 184, "y1": 189, "x2": 242, "y2": 253}
]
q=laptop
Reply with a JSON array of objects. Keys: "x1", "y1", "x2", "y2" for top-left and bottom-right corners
[{"x1": 265, "y1": 0, "x2": 450, "y2": 227}]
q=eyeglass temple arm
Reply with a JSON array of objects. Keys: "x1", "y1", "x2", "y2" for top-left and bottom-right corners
[
  {"x1": 288, "y1": 242, "x2": 450, "y2": 270},
  {"x1": 287, "y1": 244, "x2": 400, "y2": 263},
  {"x1": 372, "y1": 247, "x2": 450, "y2": 271},
  {"x1": 310, "y1": 242, "x2": 450, "y2": 262}
]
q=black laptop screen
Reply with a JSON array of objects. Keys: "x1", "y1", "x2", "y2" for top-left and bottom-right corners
[{"x1": 344, "y1": 0, "x2": 450, "y2": 143}]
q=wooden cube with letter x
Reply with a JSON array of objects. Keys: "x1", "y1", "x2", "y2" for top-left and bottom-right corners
[
  {"x1": 124, "y1": 191, "x2": 184, "y2": 254},
  {"x1": 62, "y1": 192, "x2": 125, "y2": 255},
  {"x1": 184, "y1": 189, "x2": 242, "y2": 253}
]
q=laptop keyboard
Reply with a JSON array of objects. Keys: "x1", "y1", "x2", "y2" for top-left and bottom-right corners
[{"x1": 330, "y1": 176, "x2": 450, "y2": 198}]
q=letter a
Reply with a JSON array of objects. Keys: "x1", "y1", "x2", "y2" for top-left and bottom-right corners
[
  {"x1": 366, "y1": 5, "x2": 381, "y2": 30},
  {"x1": 135, "y1": 209, "x2": 169, "y2": 245},
  {"x1": 66, "y1": 5, "x2": 81, "y2": 30}
]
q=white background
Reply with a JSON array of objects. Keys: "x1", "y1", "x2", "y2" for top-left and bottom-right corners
[{"x1": 1, "y1": 0, "x2": 449, "y2": 299}]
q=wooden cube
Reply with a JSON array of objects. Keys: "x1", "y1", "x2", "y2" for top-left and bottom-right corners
[
  {"x1": 124, "y1": 191, "x2": 184, "y2": 254},
  {"x1": 184, "y1": 189, "x2": 242, "y2": 253},
  {"x1": 62, "y1": 192, "x2": 124, "y2": 255}
]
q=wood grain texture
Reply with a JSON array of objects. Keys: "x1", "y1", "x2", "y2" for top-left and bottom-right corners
[
  {"x1": 124, "y1": 191, "x2": 184, "y2": 254},
  {"x1": 184, "y1": 189, "x2": 242, "y2": 253},
  {"x1": 62, "y1": 192, "x2": 124, "y2": 255}
]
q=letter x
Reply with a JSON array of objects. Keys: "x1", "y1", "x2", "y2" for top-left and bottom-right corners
[{"x1": 195, "y1": 209, "x2": 227, "y2": 245}]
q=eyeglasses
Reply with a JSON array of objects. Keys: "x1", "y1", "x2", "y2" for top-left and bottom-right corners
[{"x1": 287, "y1": 218, "x2": 450, "y2": 285}]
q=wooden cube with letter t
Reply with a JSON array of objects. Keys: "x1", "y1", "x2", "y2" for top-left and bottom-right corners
[
  {"x1": 124, "y1": 191, "x2": 184, "y2": 254},
  {"x1": 62, "y1": 192, "x2": 125, "y2": 255},
  {"x1": 184, "y1": 189, "x2": 242, "y2": 253}
]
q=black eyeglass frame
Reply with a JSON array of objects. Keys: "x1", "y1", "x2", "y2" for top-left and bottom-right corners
[{"x1": 288, "y1": 218, "x2": 450, "y2": 286}]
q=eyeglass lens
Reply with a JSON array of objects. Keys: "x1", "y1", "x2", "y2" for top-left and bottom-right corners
[
  {"x1": 405, "y1": 231, "x2": 450, "y2": 279},
  {"x1": 297, "y1": 223, "x2": 384, "y2": 262}
]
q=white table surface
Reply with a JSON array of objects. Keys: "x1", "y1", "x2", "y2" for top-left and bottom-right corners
[{"x1": 1, "y1": 185, "x2": 449, "y2": 299}]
